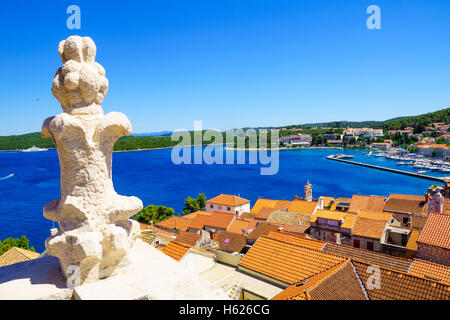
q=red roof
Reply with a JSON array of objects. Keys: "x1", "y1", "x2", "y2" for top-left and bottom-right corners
[
  {"x1": 189, "y1": 211, "x2": 235, "y2": 230},
  {"x1": 417, "y1": 212, "x2": 450, "y2": 250}
]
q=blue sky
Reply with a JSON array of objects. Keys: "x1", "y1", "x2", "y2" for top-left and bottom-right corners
[{"x1": 0, "y1": 0, "x2": 449, "y2": 135}]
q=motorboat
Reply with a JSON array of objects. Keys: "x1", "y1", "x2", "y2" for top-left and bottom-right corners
[{"x1": 21, "y1": 145, "x2": 48, "y2": 152}]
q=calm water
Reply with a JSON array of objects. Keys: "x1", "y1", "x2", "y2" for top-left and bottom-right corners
[{"x1": 0, "y1": 147, "x2": 436, "y2": 252}]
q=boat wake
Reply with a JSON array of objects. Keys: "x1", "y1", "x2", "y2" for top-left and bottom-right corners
[{"x1": 0, "y1": 173, "x2": 14, "y2": 181}]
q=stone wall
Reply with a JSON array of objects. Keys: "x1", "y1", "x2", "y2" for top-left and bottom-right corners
[{"x1": 417, "y1": 243, "x2": 450, "y2": 267}]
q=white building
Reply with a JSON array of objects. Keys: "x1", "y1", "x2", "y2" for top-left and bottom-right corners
[{"x1": 206, "y1": 194, "x2": 251, "y2": 217}]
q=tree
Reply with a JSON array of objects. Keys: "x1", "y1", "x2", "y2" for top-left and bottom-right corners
[
  {"x1": 0, "y1": 235, "x2": 35, "y2": 255},
  {"x1": 182, "y1": 193, "x2": 206, "y2": 215},
  {"x1": 133, "y1": 205, "x2": 175, "y2": 224},
  {"x1": 432, "y1": 150, "x2": 438, "y2": 158}
]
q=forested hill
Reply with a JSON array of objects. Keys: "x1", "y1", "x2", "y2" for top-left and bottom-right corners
[
  {"x1": 1, "y1": 108, "x2": 449, "y2": 150},
  {"x1": 379, "y1": 108, "x2": 450, "y2": 131},
  {"x1": 0, "y1": 132, "x2": 55, "y2": 150},
  {"x1": 0, "y1": 131, "x2": 225, "y2": 151},
  {"x1": 287, "y1": 107, "x2": 450, "y2": 131}
]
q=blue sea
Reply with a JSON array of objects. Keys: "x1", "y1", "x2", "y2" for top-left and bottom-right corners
[{"x1": 0, "y1": 147, "x2": 439, "y2": 252}]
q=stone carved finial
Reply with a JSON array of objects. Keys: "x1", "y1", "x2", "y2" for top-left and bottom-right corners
[{"x1": 42, "y1": 36, "x2": 143, "y2": 284}]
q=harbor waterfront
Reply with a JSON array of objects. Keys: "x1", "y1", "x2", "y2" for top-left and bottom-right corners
[
  {"x1": 327, "y1": 155, "x2": 447, "y2": 183},
  {"x1": 0, "y1": 146, "x2": 436, "y2": 252}
]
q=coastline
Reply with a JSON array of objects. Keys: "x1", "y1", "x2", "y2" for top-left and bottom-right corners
[{"x1": 0, "y1": 145, "x2": 370, "y2": 153}]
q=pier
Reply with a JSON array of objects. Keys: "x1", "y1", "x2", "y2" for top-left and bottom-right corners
[{"x1": 326, "y1": 155, "x2": 448, "y2": 183}]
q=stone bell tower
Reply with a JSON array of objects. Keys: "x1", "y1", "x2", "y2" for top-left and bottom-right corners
[{"x1": 304, "y1": 181, "x2": 313, "y2": 202}]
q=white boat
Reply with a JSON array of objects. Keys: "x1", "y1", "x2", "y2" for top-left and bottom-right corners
[
  {"x1": 397, "y1": 162, "x2": 408, "y2": 165},
  {"x1": 367, "y1": 151, "x2": 373, "y2": 156},
  {"x1": 417, "y1": 170, "x2": 427, "y2": 174},
  {"x1": 21, "y1": 145, "x2": 48, "y2": 152}
]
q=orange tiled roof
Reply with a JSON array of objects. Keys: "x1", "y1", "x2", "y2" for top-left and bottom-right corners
[
  {"x1": 0, "y1": 247, "x2": 40, "y2": 267},
  {"x1": 239, "y1": 236, "x2": 346, "y2": 285},
  {"x1": 357, "y1": 210, "x2": 393, "y2": 222},
  {"x1": 227, "y1": 219, "x2": 258, "y2": 235},
  {"x1": 255, "y1": 207, "x2": 276, "y2": 220},
  {"x1": 323, "y1": 242, "x2": 413, "y2": 273},
  {"x1": 311, "y1": 210, "x2": 357, "y2": 229},
  {"x1": 267, "y1": 231, "x2": 325, "y2": 251},
  {"x1": 175, "y1": 231, "x2": 202, "y2": 247},
  {"x1": 384, "y1": 194, "x2": 428, "y2": 215},
  {"x1": 155, "y1": 216, "x2": 192, "y2": 232},
  {"x1": 288, "y1": 200, "x2": 318, "y2": 214},
  {"x1": 271, "y1": 260, "x2": 367, "y2": 300},
  {"x1": 348, "y1": 195, "x2": 387, "y2": 213},
  {"x1": 183, "y1": 210, "x2": 211, "y2": 220},
  {"x1": 188, "y1": 211, "x2": 235, "y2": 230},
  {"x1": 351, "y1": 217, "x2": 387, "y2": 239},
  {"x1": 416, "y1": 212, "x2": 450, "y2": 249},
  {"x1": 159, "y1": 241, "x2": 191, "y2": 261},
  {"x1": 409, "y1": 259, "x2": 450, "y2": 285},
  {"x1": 353, "y1": 260, "x2": 450, "y2": 300},
  {"x1": 207, "y1": 194, "x2": 249, "y2": 207},
  {"x1": 251, "y1": 199, "x2": 291, "y2": 214},
  {"x1": 246, "y1": 222, "x2": 280, "y2": 241},
  {"x1": 216, "y1": 230, "x2": 247, "y2": 253},
  {"x1": 188, "y1": 214, "x2": 211, "y2": 230},
  {"x1": 405, "y1": 228, "x2": 420, "y2": 251}
]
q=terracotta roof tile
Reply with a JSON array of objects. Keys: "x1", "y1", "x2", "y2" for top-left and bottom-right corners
[
  {"x1": 159, "y1": 241, "x2": 191, "y2": 261},
  {"x1": 311, "y1": 210, "x2": 357, "y2": 230},
  {"x1": 239, "y1": 212, "x2": 255, "y2": 220},
  {"x1": 409, "y1": 259, "x2": 450, "y2": 285},
  {"x1": 138, "y1": 231, "x2": 156, "y2": 245},
  {"x1": 246, "y1": 222, "x2": 280, "y2": 241},
  {"x1": 288, "y1": 200, "x2": 317, "y2": 214},
  {"x1": 357, "y1": 210, "x2": 393, "y2": 222},
  {"x1": 255, "y1": 207, "x2": 276, "y2": 220},
  {"x1": 239, "y1": 236, "x2": 346, "y2": 285},
  {"x1": 405, "y1": 229, "x2": 420, "y2": 251},
  {"x1": 227, "y1": 219, "x2": 258, "y2": 235},
  {"x1": 384, "y1": 194, "x2": 427, "y2": 215},
  {"x1": 175, "y1": 231, "x2": 202, "y2": 247},
  {"x1": 183, "y1": 211, "x2": 211, "y2": 220},
  {"x1": 352, "y1": 217, "x2": 387, "y2": 239},
  {"x1": 272, "y1": 260, "x2": 367, "y2": 300},
  {"x1": 323, "y1": 242, "x2": 412, "y2": 273},
  {"x1": 348, "y1": 195, "x2": 387, "y2": 213},
  {"x1": 416, "y1": 212, "x2": 450, "y2": 249},
  {"x1": 266, "y1": 211, "x2": 312, "y2": 228},
  {"x1": 188, "y1": 211, "x2": 235, "y2": 230},
  {"x1": 207, "y1": 194, "x2": 249, "y2": 207},
  {"x1": 216, "y1": 230, "x2": 246, "y2": 253},
  {"x1": 353, "y1": 260, "x2": 450, "y2": 300},
  {"x1": 155, "y1": 216, "x2": 192, "y2": 232},
  {"x1": 267, "y1": 231, "x2": 325, "y2": 251},
  {"x1": 0, "y1": 247, "x2": 40, "y2": 267}
]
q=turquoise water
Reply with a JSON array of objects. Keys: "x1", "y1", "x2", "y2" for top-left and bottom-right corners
[{"x1": 0, "y1": 147, "x2": 436, "y2": 252}]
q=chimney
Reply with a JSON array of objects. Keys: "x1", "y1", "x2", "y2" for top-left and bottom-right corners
[
  {"x1": 336, "y1": 233, "x2": 341, "y2": 244},
  {"x1": 318, "y1": 197, "x2": 324, "y2": 210}
]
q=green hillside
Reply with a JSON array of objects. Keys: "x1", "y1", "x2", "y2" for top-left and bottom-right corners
[{"x1": 0, "y1": 132, "x2": 55, "y2": 150}]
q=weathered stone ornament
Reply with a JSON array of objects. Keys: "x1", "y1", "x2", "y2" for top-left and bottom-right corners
[{"x1": 42, "y1": 35, "x2": 143, "y2": 284}]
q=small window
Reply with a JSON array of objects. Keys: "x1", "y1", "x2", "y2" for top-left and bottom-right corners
[
  {"x1": 210, "y1": 204, "x2": 213, "y2": 209},
  {"x1": 367, "y1": 241, "x2": 374, "y2": 251},
  {"x1": 353, "y1": 239, "x2": 360, "y2": 248},
  {"x1": 227, "y1": 207, "x2": 231, "y2": 211},
  {"x1": 402, "y1": 217, "x2": 409, "y2": 225}
]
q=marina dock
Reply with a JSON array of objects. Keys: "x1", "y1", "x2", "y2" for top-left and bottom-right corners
[{"x1": 326, "y1": 155, "x2": 448, "y2": 183}]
